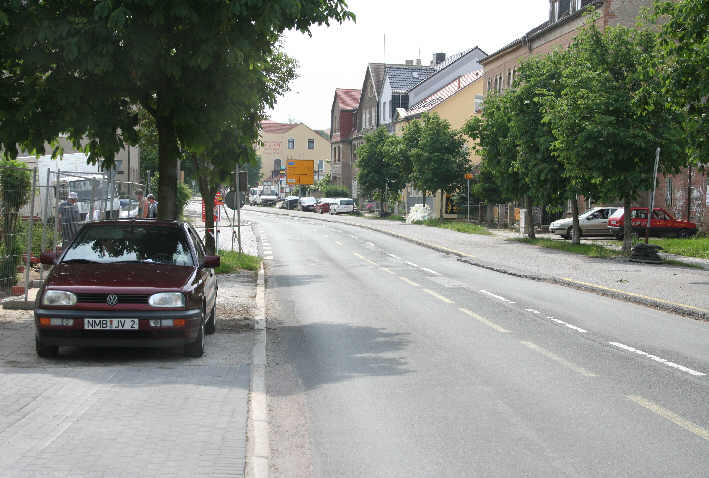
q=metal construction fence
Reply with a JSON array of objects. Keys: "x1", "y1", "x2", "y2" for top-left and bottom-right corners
[{"x1": 0, "y1": 164, "x2": 144, "y2": 301}]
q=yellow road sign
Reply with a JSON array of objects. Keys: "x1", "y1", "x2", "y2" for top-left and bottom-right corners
[{"x1": 286, "y1": 160, "x2": 314, "y2": 185}]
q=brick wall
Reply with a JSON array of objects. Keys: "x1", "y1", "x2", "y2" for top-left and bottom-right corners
[{"x1": 655, "y1": 168, "x2": 708, "y2": 232}]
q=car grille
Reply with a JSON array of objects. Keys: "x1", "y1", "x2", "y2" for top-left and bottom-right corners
[{"x1": 75, "y1": 294, "x2": 149, "y2": 304}]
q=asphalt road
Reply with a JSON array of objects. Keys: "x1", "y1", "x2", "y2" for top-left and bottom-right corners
[{"x1": 249, "y1": 210, "x2": 709, "y2": 478}]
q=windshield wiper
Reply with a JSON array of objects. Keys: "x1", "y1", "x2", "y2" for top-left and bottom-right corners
[{"x1": 62, "y1": 259, "x2": 99, "y2": 264}]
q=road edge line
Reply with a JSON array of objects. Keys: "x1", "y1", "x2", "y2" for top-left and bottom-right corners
[
  {"x1": 247, "y1": 208, "x2": 708, "y2": 321},
  {"x1": 245, "y1": 245, "x2": 269, "y2": 476}
]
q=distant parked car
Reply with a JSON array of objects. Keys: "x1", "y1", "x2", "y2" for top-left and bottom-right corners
[
  {"x1": 549, "y1": 206, "x2": 619, "y2": 239},
  {"x1": 608, "y1": 207, "x2": 697, "y2": 239},
  {"x1": 280, "y1": 196, "x2": 299, "y2": 210},
  {"x1": 330, "y1": 198, "x2": 354, "y2": 215},
  {"x1": 299, "y1": 197, "x2": 317, "y2": 212},
  {"x1": 315, "y1": 198, "x2": 335, "y2": 214}
]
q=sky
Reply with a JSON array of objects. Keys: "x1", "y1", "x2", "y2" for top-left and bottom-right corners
[{"x1": 266, "y1": 0, "x2": 550, "y2": 130}]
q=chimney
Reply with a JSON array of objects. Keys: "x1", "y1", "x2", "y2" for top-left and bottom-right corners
[
  {"x1": 432, "y1": 52, "x2": 446, "y2": 65},
  {"x1": 415, "y1": 58, "x2": 421, "y2": 65},
  {"x1": 405, "y1": 59, "x2": 414, "y2": 65}
]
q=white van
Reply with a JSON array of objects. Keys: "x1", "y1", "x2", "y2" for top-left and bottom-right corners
[{"x1": 330, "y1": 198, "x2": 354, "y2": 215}]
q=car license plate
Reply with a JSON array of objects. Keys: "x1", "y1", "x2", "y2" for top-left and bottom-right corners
[{"x1": 84, "y1": 318, "x2": 139, "y2": 330}]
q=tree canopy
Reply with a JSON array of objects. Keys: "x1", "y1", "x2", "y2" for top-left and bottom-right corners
[
  {"x1": 0, "y1": 0, "x2": 353, "y2": 219},
  {"x1": 356, "y1": 127, "x2": 407, "y2": 211}
]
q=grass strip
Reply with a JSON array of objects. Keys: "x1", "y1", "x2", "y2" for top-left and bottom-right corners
[
  {"x1": 510, "y1": 238, "x2": 621, "y2": 258},
  {"x1": 216, "y1": 251, "x2": 261, "y2": 274},
  {"x1": 649, "y1": 237, "x2": 709, "y2": 260},
  {"x1": 364, "y1": 214, "x2": 405, "y2": 222},
  {"x1": 413, "y1": 219, "x2": 491, "y2": 235}
]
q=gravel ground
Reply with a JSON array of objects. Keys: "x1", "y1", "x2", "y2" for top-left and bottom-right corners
[{"x1": 246, "y1": 206, "x2": 709, "y2": 313}]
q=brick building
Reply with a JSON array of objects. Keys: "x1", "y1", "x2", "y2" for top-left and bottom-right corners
[{"x1": 329, "y1": 88, "x2": 361, "y2": 191}]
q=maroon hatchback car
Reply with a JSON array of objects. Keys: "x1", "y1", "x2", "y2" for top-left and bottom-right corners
[{"x1": 34, "y1": 220, "x2": 219, "y2": 358}]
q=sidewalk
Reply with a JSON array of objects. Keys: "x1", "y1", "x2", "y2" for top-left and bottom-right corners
[{"x1": 248, "y1": 206, "x2": 709, "y2": 319}]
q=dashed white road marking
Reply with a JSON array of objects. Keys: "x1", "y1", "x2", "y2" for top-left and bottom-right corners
[
  {"x1": 353, "y1": 252, "x2": 377, "y2": 266},
  {"x1": 479, "y1": 290, "x2": 515, "y2": 304},
  {"x1": 521, "y1": 341, "x2": 597, "y2": 377},
  {"x1": 609, "y1": 342, "x2": 705, "y2": 377},
  {"x1": 335, "y1": 241, "x2": 343, "y2": 246},
  {"x1": 405, "y1": 260, "x2": 420, "y2": 268},
  {"x1": 420, "y1": 267, "x2": 440, "y2": 276},
  {"x1": 627, "y1": 395, "x2": 709, "y2": 441},
  {"x1": 387, "y1": 253, "x2": 401, "y2": 260},
  {"x1": 422, "y1": 288, "x2": 454, "y2": 304},
  {"x1": 525, "y1": 308, "x2": 542, "y2": 315},
  {"x1": 549, "y1": 318, "x2": 587, "y2": 333},
  {"x1": 459, "y1": 308, "x2": 509, "y2": 333},
  {"x1": 399, "y1": 276, "x2": 421, "y2": 287},
  {"x1": 365, "y1": 241, "x2": 375, "y2": 247}
]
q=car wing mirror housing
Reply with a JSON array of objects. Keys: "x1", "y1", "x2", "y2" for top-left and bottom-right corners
[
  {"x1": 203, "y1": 255, "x2": 220, "y2": 268},
  {"x1": 40, "y1": 251, "x2": 57, "y2": 265}
]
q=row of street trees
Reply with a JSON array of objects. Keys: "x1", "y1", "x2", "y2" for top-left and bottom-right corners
[
  {"x1": 0, "y1": 0, "x2": 354, "y2": 253},
  {"x1": 357, "y1": 114, "x2": 469, "y2": 218}
]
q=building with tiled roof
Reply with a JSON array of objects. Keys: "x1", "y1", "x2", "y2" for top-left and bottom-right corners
[
  {"x1": 329, "y1": 88, "x2": 361, "y2": 191},
  {"x1": 256, "y1": 120, "x2": 330, "y2": 191}
]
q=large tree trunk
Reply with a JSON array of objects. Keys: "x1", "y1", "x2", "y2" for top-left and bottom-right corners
[
  {"x1": 622, "y1": 195, "x2": 632, "y2": 255},
  {"x1": 440, "y1": 191, "x2": 445, "y2": 219},
  {"x1": 199, "y1": 174, "x2": 218, "y2": 255},
  {"x1": 156, "y1": 114, "x2": 179, "y2": 220},
  {"x1": 571, "y1": 197, "x2": 581, "y2": 244},
  {"x1": 422, "y1": 190, "x2": 426, "y2": 206},
  {"x1": 524, "y1": 196, "x2": 535, "y2": 239}
]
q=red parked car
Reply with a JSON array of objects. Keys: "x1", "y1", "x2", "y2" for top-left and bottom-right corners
[
  {"x1": 315, "y1": 198, "x2": 336, "y2": 214},
  {"x1": 34, "y1": 220, "x2": 219, "y2": 358},
  {"x1": 608, "y1": 207, "x2": 697, "y2": 239}
]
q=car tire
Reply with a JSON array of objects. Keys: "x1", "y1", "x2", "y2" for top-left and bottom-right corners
[
  {"x1": 614, "y1": 233, "x2": 624, "y2": 240},
  {"x1": 36, "y1": 338, "x2": 58, "y2": 358},
  {"x1": 185, "y1": 316, "x2": 205, "y2": 357},
  {"x1": 678, "y1": 228, "x2": 694, "y2": 238},
  {"x1": 205, "y1": 302, "x2": 216, "y2": 335}
]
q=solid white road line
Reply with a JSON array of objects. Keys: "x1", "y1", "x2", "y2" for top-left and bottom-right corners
[
  {"x1": 525, "y1": 308, "x2": 542, "y2": 315},
  {"x1": 550, "y1": 318, "x2": 587, "y2": 333},
  {"x1": 609, "y1": 342, "x2": 705, "y2": 377},
  {"x1": 399, "y1": 276, "x2": 421, "y2": 287},
  {"x1": 422, "y1": 288, "x2": 454, "y2": 304},
  {"x1": 458, "y1": 308, "x2": 509, "y2": 333},
  {"x1": 627, "y1": 395, "x2": 709, "y2": 441},
  {"x1": 521, "y1": 341, "x2": 597, "y2": 377},
  {"x1": 479, "y1": 289, "x2": 515, "y2": 304}
]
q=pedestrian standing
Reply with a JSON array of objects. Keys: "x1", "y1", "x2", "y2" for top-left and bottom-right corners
[
  {"x1": 58, "y1": 192, "x2": 81, "y2": 246},
  {"x1": 147, "y1": 194, "x2": 158, "y2": 218},
  {"x1": 135, "y1": 190, "x2": 149, "y2": 218}
]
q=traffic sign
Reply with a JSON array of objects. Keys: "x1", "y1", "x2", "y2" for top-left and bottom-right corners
[
  {"x1": 214, "y1": 191, "x2": 224, "y2": 206},
  {"x1": 465, "y1": 173, "x2": 474, "y2": 180},
  {"x1": 286, "y1": 159, "x2": 314, "y2": 185}
]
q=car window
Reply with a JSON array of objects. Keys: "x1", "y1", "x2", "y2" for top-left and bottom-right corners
[
  {"x1": 653, "y1": 210, "x2": 670, "y2": 220},
  {"x1": 188, "y1": 228, "x2": 206, "y2": 261},
  {"x1": 632, "y1": 209, "x2": 648, "y2": 219},
  {"x1": 609, "y1": 208, "x2": 624, "y2": 219},
  {"x1": 340, "y1": 199, "x2": 354, "y2": 205},
  {"x1": 62, "y1": 225, "x2": 194, "y2": 266}
]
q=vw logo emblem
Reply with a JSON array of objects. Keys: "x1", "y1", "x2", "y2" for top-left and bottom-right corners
[{"x1": 106, "y1": 294, "x2": 118, "y2": 306}]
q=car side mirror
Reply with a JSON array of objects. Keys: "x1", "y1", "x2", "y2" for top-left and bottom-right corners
[
  {"x1": 202, "y1": 255, "x2": 220, "y2": 268},
  {"x1": 40, "y1": 251, "x2": 57, "y2": 265}
]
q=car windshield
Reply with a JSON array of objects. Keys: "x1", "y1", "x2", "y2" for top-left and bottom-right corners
[{"x1": 62, "y1": 224, "x2": 194, "y2": 266}]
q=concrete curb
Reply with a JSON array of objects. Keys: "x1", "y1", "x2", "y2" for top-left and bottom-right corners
[{"x1": 250, "y1": 208, "x2": 709, "y2": 321}]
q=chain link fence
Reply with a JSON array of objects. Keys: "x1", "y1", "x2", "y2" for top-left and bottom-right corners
[{"x1": 0, "y1": 165, "x2": 144, "y2": 301}]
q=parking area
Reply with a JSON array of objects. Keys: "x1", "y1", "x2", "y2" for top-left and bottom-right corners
[{"x1": 0, "y1": 290, "x2": 254, "y2": 477}]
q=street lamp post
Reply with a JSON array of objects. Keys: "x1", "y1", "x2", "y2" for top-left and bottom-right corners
[{"x1": 465, "y1": 173, "x2": 474, "y2": 222}]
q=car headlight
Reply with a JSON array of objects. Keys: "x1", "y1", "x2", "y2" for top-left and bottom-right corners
[
  {"x1": 148, "y1": 292, "x2": 185, "y2": 308},
  {"x1": 42, "y1": 290, "x2": 77, "y2": 306}
]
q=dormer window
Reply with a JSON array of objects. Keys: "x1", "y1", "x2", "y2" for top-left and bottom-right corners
[{"x1": 551, "y1": 0, "x2": 581, "y2": 22}]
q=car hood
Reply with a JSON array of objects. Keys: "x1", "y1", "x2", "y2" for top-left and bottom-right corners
[
  {"x1": 47, "y1": 262, "x2": 196, "y2": 290},
  {"x1": 550, "y1": 218, "x2": 573, "y2": 228}
]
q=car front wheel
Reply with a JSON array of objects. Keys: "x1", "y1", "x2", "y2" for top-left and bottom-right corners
[
  {"x1": 185, "y1": 317, "x2": 205, "y2": 357},
  {"x1": 36, "y1": 337, "x2": 58, "y2": 358}
]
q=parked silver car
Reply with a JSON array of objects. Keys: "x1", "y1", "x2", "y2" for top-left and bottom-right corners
[{"x1": 549, "y1": 206, "x2": 619, "y2": 239}]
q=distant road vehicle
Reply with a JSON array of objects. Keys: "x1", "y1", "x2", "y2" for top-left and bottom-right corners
[
  {"x1": 255, "y1": 187, "x2": 278, "y2": 207},
  {"x1": 330, "y1": 198, "x2": 354, "y2": 215},
  {"x1": 315, "y1": 198, "x2": 335, "y2": 214},
  {"x1": 549, "y1": 206, "x2": 619, "y2": 239},
  {"x1": 34, "y1": 220, "x2": 219, "y2": 358},
  {"x1": 298, "y1": 197, "x2": 317, "y2": 212},
  {"x1": 280, "y1": 196, "x2": 300, "y2": 210},
  {"x1": 608, "y1": 207, "x2": 697, "y2": 239},
  {"x1": 248, "y1": 188, "x2": 259, "y2": 205}
]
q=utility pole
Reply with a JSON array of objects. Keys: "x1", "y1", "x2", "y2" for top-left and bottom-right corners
[{"x1": 235, "y1": 163, "x2": 242, "y2": 254}]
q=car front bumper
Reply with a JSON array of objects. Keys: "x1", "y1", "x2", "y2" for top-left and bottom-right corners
[{"x1": 34, "y1": 308, "x2": 202, "y2": 348}]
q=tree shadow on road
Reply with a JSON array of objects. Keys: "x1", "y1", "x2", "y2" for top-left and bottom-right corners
[{"x1": 268, "y1": 322, "x2": 411, "y2": 396}]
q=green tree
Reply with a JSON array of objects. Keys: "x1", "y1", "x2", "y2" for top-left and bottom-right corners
[
  {"x1": 356, "y1": 127, "x2": 406, "y2": 213},
  {"x1": 403, "y1": 114, "x2": 469, "y2": 218},
  {"x1": 653, "y1": 0, "x2": 709, "y2": 162},
  {"x1": 0, "y1": 161, "x2": 32, "y2": 289},
  {"x1": 0, "y1": 1, "x2": 353, "y2": 220},
  {"x1": 543, "y1": 21, "x2": 687, "y2": 254}
]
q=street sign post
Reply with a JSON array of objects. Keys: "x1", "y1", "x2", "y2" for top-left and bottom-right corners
[
  {"x1": 286, "y1": 160, "x2": 315, "y2": 186},
  {"x1": 645, "y1": 147, "x2": 660, "y2": 244}
]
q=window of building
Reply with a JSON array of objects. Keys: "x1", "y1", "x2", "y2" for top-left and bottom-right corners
[
  {"x1": 288, "y1": 138, "x2": 295, "y2": 149},
  {"x1": 507, "y1": 70, "x2": 512, "y2": 88},
  {"x1": 665, "y1": 177, "x2": 673, "y2": 207},
  {"x1": 317, "y1": 159, "x2": 324, "y2": 172},
  {"x1": 308, "y1": 138, "x2": 315, "y2": 150}
]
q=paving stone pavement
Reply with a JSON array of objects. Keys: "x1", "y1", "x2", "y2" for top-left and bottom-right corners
[{"x1": 0, "y1": 259, "x2": 256, "y2": 477}]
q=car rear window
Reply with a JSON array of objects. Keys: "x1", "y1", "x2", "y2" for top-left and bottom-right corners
[
  {"x1": 340, "y1": 199, "x2": 354, "y2": 205},
  {"x1": 62, "y1": 225, "x2": 194, "y2": 266},
  {"x1": 609, "y1": 208, "x2": 624, "y2": 219}
]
